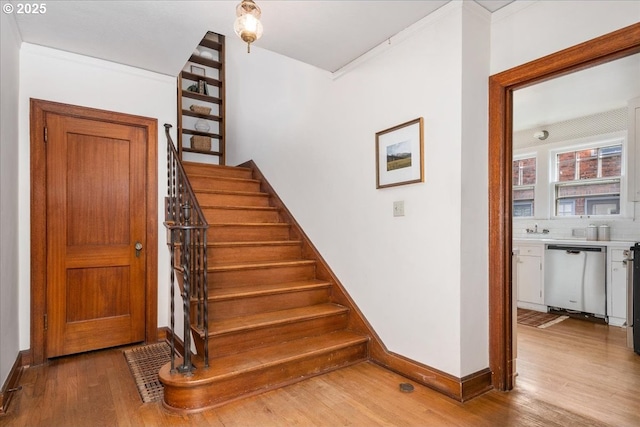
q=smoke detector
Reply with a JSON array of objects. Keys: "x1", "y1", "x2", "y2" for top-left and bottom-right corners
[{"x1": 534, "y1": 130, "x2": 549, "y2": 140}]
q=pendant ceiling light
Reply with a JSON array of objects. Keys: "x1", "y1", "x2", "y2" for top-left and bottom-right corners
[{"x1": 234, "y1": 0, "x2": 263, "y2": 53}]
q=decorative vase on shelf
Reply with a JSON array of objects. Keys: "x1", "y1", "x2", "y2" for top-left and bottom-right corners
[{"x1": 195, "y1": 119, "x2": 210, "y2": 133}]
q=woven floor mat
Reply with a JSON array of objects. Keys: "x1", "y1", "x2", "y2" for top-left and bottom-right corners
[
  {"x1": 517, "y1": 308, "x2": 569, "y2": 329},
  {"x1": 123, "y1": 342, "x2": 171, "y2": 403}
]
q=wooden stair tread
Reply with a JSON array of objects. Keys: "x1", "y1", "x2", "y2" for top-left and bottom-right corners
[
  {"x1": 209, "y1": 279, "x2": 331, "y2": 300},
  {"x1": 201, "y1": 205, "x2": 278, "y2": 211},
  {"x1": 183, "y1": 162, "x2": 252, "y2": 174},
  {"x1": 195, "y1": 189, "x2": 269, "y2": 197},
  {"x1": 209, "y1": 240, "x2": 302, "y2": 248},
  {"x1": 209, "y1": 223, "x2": 290, "y2": 228},
  {"x1": 209, "y1": 259, "x2": 315, "y2": 272},
  {"x1": 163, "y1": 331, "x2": 368, "y2": 385},
  {"x1": 208, "y1": 303, "x2": 348, "y2": 336},
  {"x1": 189, "y1": 174, "x2": 261, "y2": 185}
]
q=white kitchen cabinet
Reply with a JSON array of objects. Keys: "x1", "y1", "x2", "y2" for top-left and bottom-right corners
[
  {"x1": 516, "y1": 244, "x2": 544, "y2": 308},
  {"x1": 608, "y1": 247, "x2": 630, "y2": 326}
]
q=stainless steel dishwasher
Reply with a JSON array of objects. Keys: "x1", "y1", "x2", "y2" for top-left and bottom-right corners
[{"x1": 544, "y1": 244, "x2": 607, "y2": 317}]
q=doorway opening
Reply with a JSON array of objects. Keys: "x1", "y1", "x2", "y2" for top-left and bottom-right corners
[{"x1": 488, "y1": 23, "x2": 640, "y2": 391}]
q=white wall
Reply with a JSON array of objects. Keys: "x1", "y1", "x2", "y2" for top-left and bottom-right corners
[
  {"x1": 17, "y1": 44, "x2": 176, "y2": 350},
  {"x1": 0, "y1": 11, "x2": 22, "y2": 389},
  {"x1": 227, "y1": 2, "x2": 489, "y2": 377},
  {"x1": 491, "y1": 1, "x2": 640, "y2": 74},
  {"x1": 459, "y1": 3, "x2": 490, "y2": 376}
]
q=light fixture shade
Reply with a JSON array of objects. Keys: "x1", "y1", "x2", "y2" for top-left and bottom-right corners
[
  {"x1": 236, "y1": 0, "x2": 261, "y2": 19},
  {"x1": 234, "y1": 0, "x2": 263, "y2": 53}
]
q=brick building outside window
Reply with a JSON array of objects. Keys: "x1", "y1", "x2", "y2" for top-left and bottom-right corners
[
  {"x1": 554, "y1": 144, "x2": 622, "y2": 216},
  {"x1": 512, "y1": 156, "x2": 536, "y2": 217}
]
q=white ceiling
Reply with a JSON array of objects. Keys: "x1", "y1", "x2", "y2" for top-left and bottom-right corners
[
  {"x1": 8, "y1": 0, "x2": 638, "y2": 130},
  {"x1": 9, "y1": 0, "x2": 513, "y2": 75},
  {"x1": 513, "y1": 53, "x2": 640, "y2": 132}
]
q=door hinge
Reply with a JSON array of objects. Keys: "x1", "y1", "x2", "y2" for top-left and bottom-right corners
[
  {"x1": 44, "y1": 314, "x2": 48, "y2": 330},
  {"x1": 44, "y1": 127, "x2": 48, "y2": 143}
]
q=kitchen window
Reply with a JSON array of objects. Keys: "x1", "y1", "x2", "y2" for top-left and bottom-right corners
[
  {"x1": 553, "y1": 144, "x2": 622, "y2": 216},
  {"x1": 513, "y1": 156, "x2": 536, "y2": 217}
]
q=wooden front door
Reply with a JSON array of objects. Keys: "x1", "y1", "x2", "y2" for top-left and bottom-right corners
[{"x1": 30, "y1": 99, "x2": 158, "y2": 362}]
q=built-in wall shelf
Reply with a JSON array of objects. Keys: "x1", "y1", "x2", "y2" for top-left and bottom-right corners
[
  {"x1": 188, "y1": 55, "x2": 222, "y2": 70},
  {"x1": 176, "y1": 31, "x2": 225, "y2": 164},
  {"x1": 182, "y1": 128, "x2": 222, "y2": 139},
  {"x1": 181, "y1": 71, "x2": 221, "y2": 87},
  {"x1": 181, "y1": 109, "x2": 222, "y2": 122},
  {"x1": 181, "y1": 90, "x2": 222, "y2": 104}
]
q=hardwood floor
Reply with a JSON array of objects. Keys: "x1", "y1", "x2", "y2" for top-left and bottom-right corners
[
  {"x1": 2, "y1": 318, "x2": 638, "y2": 427},
  {"x1": 514, "y1": 318, "x2": 640, "y2": 427}
]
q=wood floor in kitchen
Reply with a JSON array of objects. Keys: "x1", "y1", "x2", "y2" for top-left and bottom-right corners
[{"x1": 2, "y1": 318, "x2": 639, "y2": 427}]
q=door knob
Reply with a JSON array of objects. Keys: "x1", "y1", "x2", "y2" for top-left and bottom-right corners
[{"x1": 135, "y1": 242, "x2": 143, "y2": 257}]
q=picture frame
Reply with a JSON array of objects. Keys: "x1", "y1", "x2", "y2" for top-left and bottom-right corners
[
  {"x1": 190, "y1": 65, "x2": 205, "y2": 76},
  {"x1": 375, "y1": 117, "x2": 424, "y2": 189}
]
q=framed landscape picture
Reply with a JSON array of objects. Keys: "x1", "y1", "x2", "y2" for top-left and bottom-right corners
[
  {"x1": 375, "y1": 117, "x2": 424, "y2": 188},
  {"x1": 190, "y1": 65, "x2": 206, "y2": 76}
]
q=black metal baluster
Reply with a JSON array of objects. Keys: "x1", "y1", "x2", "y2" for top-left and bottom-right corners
[{"x1": 163, "y1": 123, "x2": 209, "y2": 374}]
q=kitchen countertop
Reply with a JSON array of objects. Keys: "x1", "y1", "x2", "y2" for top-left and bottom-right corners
[{"x1": 513, "y1": 237, "x2": 638, "y2": 247}]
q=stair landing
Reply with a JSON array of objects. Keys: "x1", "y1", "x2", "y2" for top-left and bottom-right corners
[{"x1": 160, "y1": 331, "x2": 368, "y2": 412}]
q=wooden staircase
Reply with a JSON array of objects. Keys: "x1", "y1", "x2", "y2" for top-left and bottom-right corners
[{"x1": 159, "y1": 161, "x2": 370, "y2": 412}]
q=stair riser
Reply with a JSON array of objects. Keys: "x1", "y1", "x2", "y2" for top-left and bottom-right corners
[
  {"x1": 206, "y1": 288, "x2": 331, "y2": 321},
  {"x1": 195, "y1": 312, "x2": 349, "y2": 358},
  {"x1": 202, "y1": 208, "x2": 280, "y2": 224},
  {"x1": 183, "y1": 164, "x2": 253, "y2": 180},
  {"x1": 195, "y1": 192, "x2": 271, "y2": 207},
  {"x1": 209, "y1": 244, "x2": 302, "y2": 265},
  {"x1": 162, "y1": 342, "x2": 367, "y2": 412},
  {"x1": 209, "y1": 264, "x2": 315, "y2": 288},
  {"x1": 189, "y1": 176, "x2": 261, "y2": 193},
  {"x1": 207, "y1": 226, "x2": 290, "y2": 243}
]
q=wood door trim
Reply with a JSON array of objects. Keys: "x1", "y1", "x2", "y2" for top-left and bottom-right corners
[
  {"x1": 30, "y1": 99, "x2": 158, "y2": 365},
  {"x1": 488, "y1": 23, "x2": 640, "y2": 390}
]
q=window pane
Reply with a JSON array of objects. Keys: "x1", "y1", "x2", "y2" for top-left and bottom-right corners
[
  {"x1": 578, "y1": 149, "x2": 597, "y2": 180},
  {"x1": 554, "y1": 144, "x2": 623, "y2": 216},
  {"x1": 521, "y1": 158, "x2": 536, "y2": 185},
  {"x1": 557, "y1": 200, "x2": 575, "y2": 216},
  {"x1": 513, "y1": 201, "x2": 533, "y2": 217},
  {"x1": 557, "y1": 152, "x2": 576, "y2": 182},
  {"x1": 556, "y1": 181, "x2": 620, "y2": 198},
  {"x1": 587, "y1": 197, "x2": 619, "y2": 215},
  {"x1": 600, "y1": 146, "x2": 622, "y2": 177},
  {"x1": 513, "y1": 156, "x2": 535, "y2": 217},
  {"x1": 512, "y1": 157, "x2": 536, "y2": 186},
  {"x1": 555, "y1": 181, "x2": 620, "y2": 216},
  {"x1": 513, "y1": 187, "x2": 534, "y2": 201}
]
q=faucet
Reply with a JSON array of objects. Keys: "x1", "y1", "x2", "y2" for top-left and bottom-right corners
[{"x1": 526, "y1": 223, "x2": 550, "y2": 234}]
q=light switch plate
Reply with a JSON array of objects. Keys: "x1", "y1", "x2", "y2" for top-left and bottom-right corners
[{"x1": 393, "y1": 200, "x2": 405, "y2": 217}]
